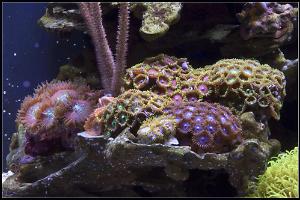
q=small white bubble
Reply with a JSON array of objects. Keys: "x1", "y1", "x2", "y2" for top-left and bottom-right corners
[
  {"x1": 56, "y1": 40, "x2": 59, "y2": 44},
  {"x1": 4, "y1": 134, "x2": 7, "y2": 137},
  {"x1": 6, "y1": 78, "x2": 9, "y2": 81},
  {"x1": 73, "y1": 43, "x2": 77, "y2": 46},
  {"x1": 16, "y1": 85, "x2": 19, "y2": 88},
  {"x1": 8, "y1": 137, "x2": 11, "y2": 140},
  {"x1": 34, "y1": 42, "x2": 40, "y2": 48},
  {"x1": 3, "y1": 110, "x2": 6, "y2": 113},
  {"x1": 66, "y1": 57, "x2": 71, "y2": 60},
  {"x1": 13, "y1": 52, "x2": 17, "y2": 56},
  {"x1": 8, "y1": 113, "x2": 11, "y2": 115},
  {"x1": 3, "y1": 91, "x2": 6, "y2": 94},
  {"x1": 23, "y1": 80, "x2": 31, "y2": 88}
]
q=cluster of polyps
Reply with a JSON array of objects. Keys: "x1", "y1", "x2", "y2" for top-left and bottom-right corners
[
  {"x1": 16, "y1": 81, "x2": 99, "y2": 156},
  {"x1": 201, "y1": 59, "x2": 286, "y2": 120},
  {"x1": 84, "y1": 89, "x2": 170, "y2": 138},
  {"x1": 163, "y1": 101, "x2": 243, "y2": 153}
]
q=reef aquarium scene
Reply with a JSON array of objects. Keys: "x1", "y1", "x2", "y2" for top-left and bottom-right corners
[{"x1": 2, "y1": 2, "x2": 299, "y2": 198}]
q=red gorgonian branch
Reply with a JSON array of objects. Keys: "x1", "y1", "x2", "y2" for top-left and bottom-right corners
[{"x1": 78, "y1": 2, "x2": 130, "y2": 96}]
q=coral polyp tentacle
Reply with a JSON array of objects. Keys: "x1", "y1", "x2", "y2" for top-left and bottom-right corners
[
  {"x1": 16, "y1": 96, "x2": 43, "y2": 130},
  {"x1": 35, "y1": 100, "x2": 58, "y2": 131},
  {"x1": 64, "y1": 99, "x2": 93, "y2": 127},
  {"x1": 192, "y1": 131, "x2": 214, "y2": 152},
  {"x1": 133, "y1": 74, "x2": 149, "y2": 89},
  {"x1": 50, "y1": 89, "x2": 78, "y2": 105}
]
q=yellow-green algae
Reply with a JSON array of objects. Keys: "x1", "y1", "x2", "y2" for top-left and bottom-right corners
[{"x1": 248, "y1": 147, "x2": 298, "y2": 198}]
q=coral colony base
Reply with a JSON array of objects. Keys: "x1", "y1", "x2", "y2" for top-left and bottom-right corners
[
  {"x1": 3, "y1": 2, "x2": 298, "y2": 198},
  {"x1": 3, "y1": 55, "x2": 287, "y2": 197},
  {"x1": 12, "y1": 55, "x2": 286, "y2": 158}
]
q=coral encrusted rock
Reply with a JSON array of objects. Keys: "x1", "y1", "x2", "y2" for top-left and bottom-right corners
[
  {"x1": 38, "y1": 3, "x2": 182, "y2": 41},
  {"x1": 237, "y1": 2, "x2": 298, "y2": 43},
  {"x1": 137, "y1": 2, "x2": 182, "y2": 41},
  {"x1": 3, "y1": 126, "x2": 281, "y2": 197}
]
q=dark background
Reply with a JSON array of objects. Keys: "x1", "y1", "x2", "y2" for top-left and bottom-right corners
[{"x1": 2, "y1": 3, "x2": 89, "y2": 171}]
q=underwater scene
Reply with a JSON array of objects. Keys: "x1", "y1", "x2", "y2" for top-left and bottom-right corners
[{"x1": 2, "y1": 2, "x2": 299, "y2": 197}]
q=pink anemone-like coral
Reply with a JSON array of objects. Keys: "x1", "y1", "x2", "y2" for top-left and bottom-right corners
[{"x1": 16, "y1": 81, "x2": 99, "y2": 156}]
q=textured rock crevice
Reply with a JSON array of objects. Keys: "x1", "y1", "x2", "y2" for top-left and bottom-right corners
[{"x1": 3, "y1": 116, "x2": 280, "y2": 197}]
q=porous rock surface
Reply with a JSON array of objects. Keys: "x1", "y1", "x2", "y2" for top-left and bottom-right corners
[{"x1": 3, "y1": 112, "x2": 280, "y2": 197}]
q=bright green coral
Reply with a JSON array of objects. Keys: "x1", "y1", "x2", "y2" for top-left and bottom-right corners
[{"x1": 248, "y1": 147, "x2": 299, "y2": 198}]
